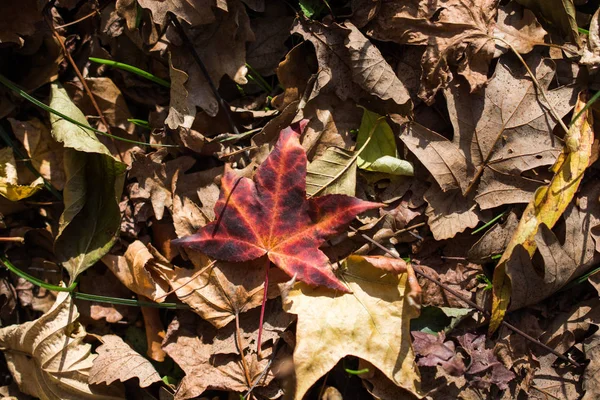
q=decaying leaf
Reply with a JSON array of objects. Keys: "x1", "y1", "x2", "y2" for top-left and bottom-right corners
[
  {"x1": 306, "y1": 146, "x2": 357, "y2": 196},
  {"x1": 89, "y1": 334, "x2": 161, "y2": 388},
  {"x1": 491, "y1": 90, "x2": 595, "y2": 332},
  {"x1": 173, "y1": 122, "x2": 382, "y2": 291},
  {"x1": 0, "y1": 291, "x2": 124, "y2": 399},
  {"x1": 282, "y1": 254, "x2": 422, "y2": 399},
  {"x1": 137, "y1": 0, "x2": 225, "y2": 26},
  {"x1": 49, "y1": 83, "x2": 127, "y2": 281}
]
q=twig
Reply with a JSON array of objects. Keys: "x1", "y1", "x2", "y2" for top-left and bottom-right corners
[
  {"x1": 168, "y1": 14, "x2": 240, "y2": 135},
  {"x1": 348, "y1": 226, "x2": 581, "y2": 368},
  {"x1": 0, "y1": 237, "x2": 25, "y2": 243},
  {"x1": 54, "y1": 10, "x2": 99, "y2": 29}
]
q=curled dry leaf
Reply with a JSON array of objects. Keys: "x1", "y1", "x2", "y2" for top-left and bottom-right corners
[
  {"x1": 89, "y1": 334, "x2": 161, "y2": 388},
  {"x1": 101, "y1": 240, "x2": 172, "y2": 302},
  {"x1": 0, "y1": 291, "x2": 124, "y2": 400},
  {"x1": 282, "y1": 254, "x2": 422, "y2": 400}
]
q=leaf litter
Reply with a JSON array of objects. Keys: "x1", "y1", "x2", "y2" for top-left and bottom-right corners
[{"x1": 0, "y1": 1, "x2": 599, "y2": 399}]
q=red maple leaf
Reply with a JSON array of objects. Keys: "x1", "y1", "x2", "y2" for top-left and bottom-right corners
[{"x1": 173, "y1": 121, "x2": 382, "y2": 292}]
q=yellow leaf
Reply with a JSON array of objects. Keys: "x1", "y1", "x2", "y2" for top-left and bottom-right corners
[
  {"x1": 0, "y1": 291, "x2": 124, "y2": 400},
  {"x1": 282, "y1": 255, "x2": 423, "y2": 399},
  {"x1": 0, "y1": 147, "x2": 43, "y2": 201},
  {"x1": 490, "y1": 91, "x2": 595, "y2": 333}
]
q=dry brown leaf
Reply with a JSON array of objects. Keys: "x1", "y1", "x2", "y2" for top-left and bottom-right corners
[
  {"x1": 291, "y1": 18, "x2": 411, "y2": 112},
  {"x1": 129, "y1": 150, "x2": 195, "y2": 220},
  {"x1": 89, "y1": 334, "x2": 161, "y2": 388},
  {"x1": 493, "y1": 2, "x2": 548, "y2": 55},
  {"x1": 167, "y1": 259, "x2": 287, "y2": 328},
  {"x1": 162, "y1": 302, "x2": 293, "y2": 400},
  {"x1": 78, "y1": 268, "x2": 133, "y2": 324},
  {"x1": 246, "y1": 3, "x2": 293, "y2": 75},
  {"x1": 582, "y1": 333, "x2": 600, "y2": 400},
  {"x1": 138, "y1": 0, "x2": 225, "y2": 26},
  {"x1": 401, "y1": 54, "x2": 576, "y2": 239},
  {"x1": 0, "y1": 0, "x2": 44, "y2": 46},
  {"x1": 140, "y1": 304, "x2": 167, "y2": 362},
  {"x1": 272, "y1": 43, "x2": 313, "y2": 111},
  {"x1": 166, "y1": 0, "x2": 254, "y2": 128},
  {"x1": 101, "y1": 240, "x2": 171, "y2": 302},
  {"x1": 364, "y1": 0, "x2": 498, "y2": 103},
  {"x1": 0, "y1": 291, "x2": 124, "y2": 400},
  {"x1": 8, "y1": 118, "x2": 65, "y2": 190},
  {"x1": 468, "y1": 211, "x2": 519, "y2": 263},
  {"x1": 423, "y1": 186, "x2": 482, "y2": 241},
  {"x1": 282, "y1": 255, "x2": 422, "y2": 400}
]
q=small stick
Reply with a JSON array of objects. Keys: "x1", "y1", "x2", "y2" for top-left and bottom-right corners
[
  {"x1": 348, "y1": 226, "x2": 581, "y2": 368},
  {"x1": 168, "y1": 14, "x2": 240, "y2": 135},
  {"x1": 235, "y1": 312, "x2": 254, "y2": 391}
]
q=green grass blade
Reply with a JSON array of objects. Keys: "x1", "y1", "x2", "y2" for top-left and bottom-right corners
[
  {"x1": 72, "y1": 292, "x2": 188, "y2": 309},
  {"x1": 578, "y1": 27, "x2": 590, "y2": 35},
  {"x1": 472, "y1": 210, "x2": 507, "y2": 235},
  {"x1": 0, "y1": 255, "x2": 76, "y2": 292},
  {"x1": 0, "y1": 74, "x2": 178, "y2": 148},
  {"x1": 89, "y1": 57, "x2": 171, "y2": 88},
  {"x1": 127, "y1": 118, "x2": 152, "y2": 129},
  {"x1": 570, "y1": 90, "x2": 600, "y2": 127}
]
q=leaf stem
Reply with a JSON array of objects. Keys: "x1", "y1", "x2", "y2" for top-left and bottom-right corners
[{"x1": 234, "y1": 312, "x2": 254, "y2": 389}]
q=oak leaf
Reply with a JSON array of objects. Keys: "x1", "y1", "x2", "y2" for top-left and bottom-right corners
[
  {"x1": 173, "y1": 122, "x2": 382, "y2": 291},
  {"x1": 282, "y1": 254, "x2": 422, "y2": 399},
  {"x1": 0, "y1": 291, "x2": 124, "y2": 400},
  {"x1": 89, "y1": 335, "x2": 161, "y2": 388}
]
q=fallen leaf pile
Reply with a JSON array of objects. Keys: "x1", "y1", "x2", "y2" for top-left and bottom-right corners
[{"x1": 0, "y1": 0, "x2": 600, "y2": 399}]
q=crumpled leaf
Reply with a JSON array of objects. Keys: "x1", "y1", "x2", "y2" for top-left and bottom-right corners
[
  {"x1": 9, "y1": 117, "x2": 65, "y2": 190},
  {"x1": 0, "y1": 291, "x2": 124, "y2": 400},
  {"x1": 364, "y1": 0, "x2": 498, "y2": 103},
  {"x1": 89, "y1": 334, "x2": 161, "y2": 388},
  {"x1": 412, "y1": 331, "x2": 465, "y2": 375},
  {"x1": 516, "y1": 0, "x2": 581, "y2": 47},
  {"x1": 173, "y1": 122, "x2": 382, "y2": 291},
  {"x1": 291, "y1": 18, "x2": 412, "y2": 112},
  {"x1": 49, "y1": 82, "x2": 127, "y2": 281},
  {"x1": 162, "y1": 301, "x2": 293, "y2": 400},
  {"x1": 491, "y1": 90, "x2": 595, "y2": 333},
  {"x1": 282, "y1": 254, "x2": 422, "y2": 400},
  {"x1": 582, "y1": 8, "x2": 600, "y2": 70},
  {"x1": 166, "y1": 0, "x2": 254, "y2": 128},
  {"x1": 401, "y1": 54, "x2": 576, "y2": 239},
  {"x1": 356, "y1": 109, "x2": 414, "y2": 176},
  {"x1": 0, "y1": 147, "x2": 43, "y2": 201},
  {"x1": 364, "y1": 0, "x2": 549, "y2": 103},
  {"x1": 102, "y1": 240, "x2": 172, "y2": 302}
]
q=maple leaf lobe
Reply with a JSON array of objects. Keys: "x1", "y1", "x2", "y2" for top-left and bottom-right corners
[{"x1": 173, "y1": 122, "x2": 382, "y2": 292}]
